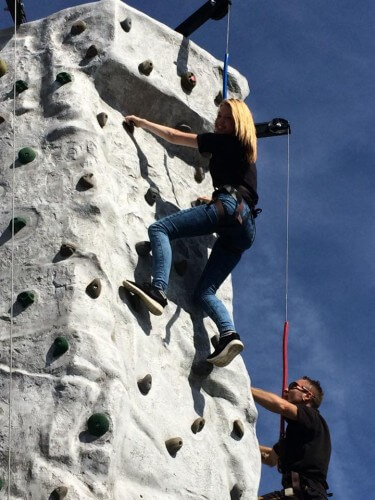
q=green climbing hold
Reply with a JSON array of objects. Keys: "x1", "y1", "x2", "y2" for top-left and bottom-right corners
[
  {"x1": 71, "y1": 20, "x2": 87, "y2": 35},
  {"x1": 181, "y1": 71, "x2": 197, "y2": 92},
  {"x1": 50, "y1": 486, "x2": 68, "y2": 500},
  {"x1": 53, "y1": 337, "x2": 69, "y2": 357},
  {"x1": 165, "y1": 437, "x2": 183, "y2": 456},
  {"x1": 137, "y1": 374, "x2": 152, "y2": 395},
  {"x1": 86, "y1": 278, "x2": 101, "y2": 299},
  {"x1": 85, "y1": 45, "x2": 98, "y2": 59},
  {"x1": 77, "y1": 173, "x2": 94, "y2": 190},
  {"x1": 97, "y1": 112, "x2": 108, "y2": 128},
  {"x1": 120, "y1": 17, "x2": 132, "y2": 32},
  {"x1": 87, "y1": 413, "x2": 110, "y2": 437},
  {"x1": 233, "y1": 419, "x2": 244, "y2": 439},
  {"x1": 60, "y1": 243, "x2": 76, "y2": 258},
  {"x1": 9, "y1": 216, "x2": 27, "y2": 234},
  {"x1": 17, "y1": 291, "x2": 35, "y2": 307},
  {"x1": 18, "y1": 147, "x2": 36, "y2": 164},
  {"x1": 138, "y1": 60, "x2": 153, "y2": 76},
  {"x1": 15, "y1": 80, "x2": 28, "y2": 93},
  {"x1": 0, "y1": 59, "x2": 8, "y2": 77},
  {"x1": 194, "y1": 167, "x2": 205, "y2": 184},
  {"x1": 191, "y1": 417, "x2": 205, "y2": 434},
  {"x1": 56, "y1": 72, "x2": 72, "y2": 85}
]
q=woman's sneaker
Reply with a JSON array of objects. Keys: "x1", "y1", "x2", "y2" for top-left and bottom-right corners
[
  {"x1": 207, "y1": 332, "x2": 244, "y2": 367},
  {"x1": 122, "y1": 280, "x2": 167, "y2": 316}
]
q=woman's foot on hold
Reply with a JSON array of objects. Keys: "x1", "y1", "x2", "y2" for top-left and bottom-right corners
[
  {"x1": 207, "y1": 332, "x2": 244, "y2": 367},
  {"x1": 122, "y1": 280, "x2": 167, "y2": 316}
]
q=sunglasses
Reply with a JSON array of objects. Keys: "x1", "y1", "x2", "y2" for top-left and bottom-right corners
[{"x1": 287, "y1": 381, "x2": 315, "y2": 397}]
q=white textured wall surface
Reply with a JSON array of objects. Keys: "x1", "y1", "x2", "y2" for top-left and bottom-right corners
[{"x1": 0, "y1": 1, "x2": 260, "y2": 498}]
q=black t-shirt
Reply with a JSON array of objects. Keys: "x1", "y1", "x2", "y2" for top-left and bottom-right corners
[
  {"x1": 273, "y1": 405, "x2": 331, "y2": 491},
  {"x1": 197, "y1": 133, "x2": 258, "y2": 207}
]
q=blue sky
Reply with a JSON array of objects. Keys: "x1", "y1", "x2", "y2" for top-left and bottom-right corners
[{"x1": 1, "y1": 1, "x2": 374, "y2": 497}]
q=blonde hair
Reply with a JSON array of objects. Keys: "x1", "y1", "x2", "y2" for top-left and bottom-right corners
[{"x1": 221, "y1": 98, "x2": 257, "y2": 164}]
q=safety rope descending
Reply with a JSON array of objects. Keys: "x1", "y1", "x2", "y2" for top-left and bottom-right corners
[
  {"x1": 222, "y1": 1, "x2": 231, "y2": 99},
  {"x1": 280, "y1": 131, "x2": 291, "y2": 440}
]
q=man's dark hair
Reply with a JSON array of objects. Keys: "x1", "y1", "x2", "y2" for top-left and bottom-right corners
[{"x1": 303, "y1": 376, "x2": 324, "y2": 408}]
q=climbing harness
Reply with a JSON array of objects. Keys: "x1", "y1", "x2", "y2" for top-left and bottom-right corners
[{"x1": 280, "y1": 126, "x2": 291, "y2": 440}]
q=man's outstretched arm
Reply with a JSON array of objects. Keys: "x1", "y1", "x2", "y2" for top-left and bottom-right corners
[{"x1": 252, "y1": 387, "x2": 298, "y2": 420}]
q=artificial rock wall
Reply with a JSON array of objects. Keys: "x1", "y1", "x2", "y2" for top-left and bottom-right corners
[{"x1": 0, "y1": 1, "x2": 260, "y2": 498}]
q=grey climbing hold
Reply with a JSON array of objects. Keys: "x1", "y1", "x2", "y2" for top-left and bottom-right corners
[
  {"x1": 120, "y1": 17, "x2": 132, "y2": 32},
  {"x1": 15, "y1": 80, "x2": 28, "y2": 93},
  {"x1": 56, "y1": 72, "x2": 72, "y2": 85},
  {"x1": 135, "y1": 241, "x2": 151, "y2": 256},
  {"x1": 53, "y1": 337, "x2": 69, "y2": 357},
  {"x1": 18, "y1": 147, "x2": 36, "y2": 164},
  {"x1": 233, "y1": 419, "x2": 244, "y2": 439},
  {"x1": 87, "y1": 413, "x2": 110, "y2": 437},
  {"x1": 230, "y1": 484, "x2": 243, "y2": 500},
  {"x1": 194, "y1": 166, "x2": 205, "y2": 184},
  {"x1": 0, "y1": 59, "x2": 8, "y2": 77},
  {"x1": 97, "y1": 112, "x2": 108, "y2": 128},
  {"x1": 214, "y1": 91, "x2": 223, "y2": 106},
  {"x1": 0, "y1": 116, "x2": 5, "y2": 125},
  {"x1": 191, "y1": 417, "x2": 205, "y2": 434},
  {"x1": 175, "y1": 123, "x2": 191, "y2": 133},
  {"x1": 144, "y1": 186, "x2": 159, "y2": 206},
  {"x1": 181, "y1": 71, "x2": 197, "y2": 92},
  {"x1": 17, "y1": 291, "x2": 35, "y2": 307},
  {"x1": 137, "y1": 374, "x2": 152, "y2": 395},
  {"x1": 78, "y1": 173, "x2": 94, "y2": 190},
  {"x1": 123, "y1": 120, "x2": 134, "y2": 135},
  {"x1": 71, "y1": 20, "x2": 87, "y2": 35},
  {"x1": 174, "y1": 259, "x2": 188, "y2": 276},
  {"x1": 86, "y1": 278, "x2": 101, "y2": 299},
  {"x1": 138, "y1": 60, "x2": 153, "y2": 76},
  {"x1": 211, "y1": 335, "x2": 219, "y2": 348},
  {"x1": 9, "y1": 216, "x2": 27, "y2": 234},
  {"x1": 50, "y1": 486, "x2": 68, "y2": 500},
  {"x1": 60, "y1": 243, "x2": 76, "y2": 258},
  {"x1": 165, "y1": 437, "x2": 183, "y2": 456},
  {"x1": 85, "y1": 45, "x2": 99, "y2": 59}
]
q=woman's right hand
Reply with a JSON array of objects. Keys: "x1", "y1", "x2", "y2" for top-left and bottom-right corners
[{"x1": 124, "y1": 115, "x2": 144, "y2": 127}]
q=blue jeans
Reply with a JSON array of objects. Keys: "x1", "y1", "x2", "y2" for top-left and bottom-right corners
[{"x1": 148, "y1": 193, "x2": 256, "y2": 335}]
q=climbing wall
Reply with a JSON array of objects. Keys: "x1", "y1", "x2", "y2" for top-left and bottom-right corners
[{"x1": 0, "y1": 1, "x2": 260, "y2": 498}]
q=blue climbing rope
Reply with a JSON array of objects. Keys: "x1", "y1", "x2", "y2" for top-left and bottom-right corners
[{"x1": 222, "y1": 2, "x2": 231, "y2": 99}]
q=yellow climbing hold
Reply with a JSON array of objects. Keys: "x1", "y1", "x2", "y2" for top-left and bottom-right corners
[{"x1": 0, "y1": 60, "x2": 8, "y2": 78}]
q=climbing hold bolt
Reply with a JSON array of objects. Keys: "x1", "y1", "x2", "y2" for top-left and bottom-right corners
[
  {"x1": 50, "y1": 486, "x2": 68, "y2": 500},
  {"x1": 87, "y1": 413, "x2": 110, "y2": 437},
  {"x1": 18, "y1": 147, "x2": 36, "y2": 164},
  {"x1": 9, "y1": 216, "x2": 27, "y2": 234},
  {"x1": 123, "y1": 120, "x2": 134, "y2": 135},
  {"x1": 97, "y1": 112, "x2": 108, "y2": 128},
  {"x1": 138, "y1": 60, "x2": 153, "y2": 76},
  {"x1": 15, "y1": 80, "x2": 28, "y2": 93},
  {"x1": 191, "y1": 417, "x2": 205, "y2": 434},
  {"x1": 137, "y1": 374, "x2": 152, "y2": 395},
  {"x1": 230, "y1": 484, "x2": 243, "y2": 500},
  {"x1": 233, "y1": 419, "x2": 244, "y2": 439},
  {"x1": 60, "y1": 243, "x2": 76, "y2": 258},
  {"x1": 71, "y1": 20, "x2": 87, "y2": 35},
  {"x1": 17, "y1": 291, "x2": 35, "y2": 308},
  {"x1": 144, "y1": 186, "x2": 159, "y2": 206},
  {"x1": 135, "y1": 241, "x2": 151, "y2": 256},
  {"x1": 120, "y1": 17, "x2": 132, "y2": 32},
  {"x1": 165, "y1": 437, "x2": 183, "y2": 456},
  {"x1": 181, "y1": 72, "x2": 197, "y2": 92},
  {"x1": 175, "y1": 123, "x2": 191, "y2": 133},
  {"x1": 56, "y1": 72, "x2": 72, "y2": 85},
  {"x1": 78, "y1": 173, "x2": 94, "y2": 190},
  {"x1": 214, "y1": 91, "x2": 223, "y2": 106},
  {"x1": 0, "y1": 59, "x2": 8, "y2": 77},
  {"x1": 85, "y1": 45, "x2": 99, "y2": 59},
  {"x1": 52, "y1": 337, "x2": 69, "y2": 357},
  {"x1": 174, "y1": 259, "x2": 188, "y2": 277},
  {"x1": 194, "y1": 167, "x2": 205, "y2": 184},
  {"x1": 86, "y1": 278, "x2": 102, "y2": 299}
]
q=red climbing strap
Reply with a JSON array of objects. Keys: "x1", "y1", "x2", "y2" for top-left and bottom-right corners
[{"x1": 280, "y1": 320, "x2": 289, "y2": 438}]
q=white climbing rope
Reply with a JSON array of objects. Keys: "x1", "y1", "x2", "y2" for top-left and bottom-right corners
[{"x1": 8, "y1": 6, "x2": 18, "y2": 498}]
